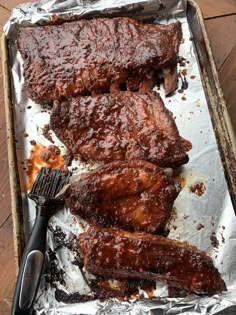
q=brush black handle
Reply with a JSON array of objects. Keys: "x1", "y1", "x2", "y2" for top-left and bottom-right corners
[{"x1": 11, "y1": 206, "x2": 48, "y2": 315}]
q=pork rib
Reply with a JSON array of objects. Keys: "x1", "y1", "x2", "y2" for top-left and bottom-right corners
[
  {"x1": 50, "y1": 91, "x2": 189, "y2": 167},
  {"x1": 80, "y1": 227, "x2": 226, "y2": 295},
  {"x1": 66, "y1": 160, "x2": 179, "y2": 233},
  {"x1": 18, "y1": 18, "x2": 182, "y2": 103}
]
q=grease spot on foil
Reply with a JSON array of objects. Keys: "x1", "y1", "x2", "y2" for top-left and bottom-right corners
[
  {"x1": 173, "y1": 174, "x2": 186, "y2": 189},
  {"x1": 189, "y1": 182, "x2": 206, "y2": 196},
  {"x1": 196, "y1": 223, "x2": 205, "y2": 231}
]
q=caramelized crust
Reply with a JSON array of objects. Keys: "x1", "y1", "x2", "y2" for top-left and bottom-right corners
[
  {"x1": 66, "y1": 160, "x2": 179, "y2": 233},
  {"x1": 50, "y1": 91, "x2": 189, "y2": 167},
  {"x1": 18, "y1": 18, "x2": 182, "y2": 103},
  {"x1": 80, "y1": 227, "x2": 226, "y2": 295}
]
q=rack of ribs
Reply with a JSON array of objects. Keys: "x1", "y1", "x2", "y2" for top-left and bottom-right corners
[
  {"x1": 17, "y1": 18, "x2": 182, "y2": 103},
  {"x1": 66, "y1": 160, "x2": 179, "y2": 233},
  {"x1": 50, "y1": 91, "x2": 189, "y2": 167},
  {"x1": 80, "y1": 227, "x2": 226, "y2": 295}
]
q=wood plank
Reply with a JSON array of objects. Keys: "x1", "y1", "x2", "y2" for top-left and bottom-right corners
[
  {"x1": 219, "y1": 45, "x2": 236, "y2": 135},
  {"x1": 195, "y1": 0, "x2": 236, "y2": 19},
  {"x1": 0, "y1": 215, "x2": 16, "y2": 310},
  {"x1": 0, "y1": 7, "x2": 10, "y2": 27},
  {"x1": 205, "y1": 15, "x2": 236, "y2": 70},
  {"x1": 0, "y1": 0, "x2": 23, "y2": 12},
  {"x1": 0, "y1": 125, "x2": 12, "y2": 227},
  {"x1": 0, "y1": 13, "x2": 12, "y2": 228},
  {"x1": 0, "y1": 298, "x2": 12, "y2": 315}
]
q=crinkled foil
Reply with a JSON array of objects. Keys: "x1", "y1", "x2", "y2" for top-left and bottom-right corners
[{"x1": 4, "y1": 0, "x2": 236, "y2": 314}]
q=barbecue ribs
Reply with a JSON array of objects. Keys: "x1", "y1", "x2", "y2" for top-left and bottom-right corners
[
  {"x1": 18, "y1": 18, "x2": 182, "y2": 103},
  {"x1": 50, "y1": 91, "x2": 189, "y2": 167},
  {"x1": 66, "y1": 160, "x2": 179, "y2": 233},
  {"x1": 80, "y1": 227, "x2": 226, "y2": 295}
]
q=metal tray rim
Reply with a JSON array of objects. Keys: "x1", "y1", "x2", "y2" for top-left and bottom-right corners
[
  {"x1": 1, "y1": 0, "x2": 236, "y2": 268},
  {"x1": 1, "y1": 34, "x2": 24, "y2": 269}
]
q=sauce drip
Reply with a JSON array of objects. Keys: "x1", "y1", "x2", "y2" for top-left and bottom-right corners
[{"x1": 181, "y1": 137, "x2": 192, "y2": 152}]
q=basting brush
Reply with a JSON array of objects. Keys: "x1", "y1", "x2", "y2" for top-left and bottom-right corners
[{"x1": 12, "y1": 167, "x2": 71, "y2": 315}]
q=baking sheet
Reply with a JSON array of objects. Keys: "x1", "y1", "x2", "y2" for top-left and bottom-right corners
[{"x1": 3, "y1": 0, "x2": 236, "y2": 314}]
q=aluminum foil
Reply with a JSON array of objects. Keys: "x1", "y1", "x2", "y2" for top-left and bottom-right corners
[{"x1": 4, "y1": 0, "x2": 236, "y2": 314}]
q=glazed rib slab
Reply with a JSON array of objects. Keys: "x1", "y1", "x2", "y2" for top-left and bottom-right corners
[
  {"x1": 50, "y1": 91, "x2": 189, "y2": 167},
  {"x1": 66, "y1": 160, "x2": 179, "y2": 233},
  {"x1": 18, "y1": 18, "x2": 182, "y2": 103},
  {"x1": 80, "y1": 227, "x2": 226, "y2": 295}
]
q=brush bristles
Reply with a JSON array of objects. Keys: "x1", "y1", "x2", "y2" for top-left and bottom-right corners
[{"x1": 30, "y1": 168, "x2": 71, "y2": 198}]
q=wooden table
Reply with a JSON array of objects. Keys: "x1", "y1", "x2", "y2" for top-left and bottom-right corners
[{"x1": 0, "y1": 1, "x2": 235, "y2": 313}]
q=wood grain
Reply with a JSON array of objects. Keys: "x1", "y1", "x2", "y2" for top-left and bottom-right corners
[
  {"x1": 0, "y1": 215, "x2": 16, "y2": 315},
  {"x1": 0, "y1": 0, "x2": 23, "y2": 11},
  {"x1": 0, "y1": 7, "x2": 10, "y2": 27},
  {"x1": 195, "y1": 0, "x2": 236, "y2": 18},
  {"x1": 0, "y1": 6, "x2": 12, "y2": 231},
  {"x1": 204, "y1": 15, "x2": 236, "y2": 70},
  {"x1": 0, "y1": 126, "x2": 12, "y2": 227}
]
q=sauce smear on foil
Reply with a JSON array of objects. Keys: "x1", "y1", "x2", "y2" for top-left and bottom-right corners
[{"x1": 26, "y1": 143, "x2": 65, "y2": 190}]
